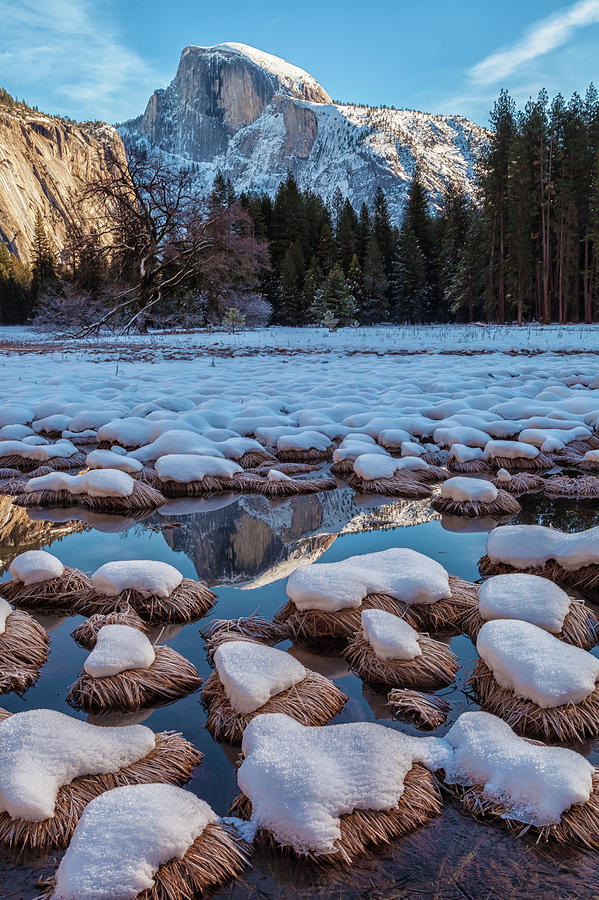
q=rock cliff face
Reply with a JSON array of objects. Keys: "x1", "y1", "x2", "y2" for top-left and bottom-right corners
[
  {"x1": 121, "y1": 43, "x2": 488, "y2": 222},
  {"x1": 0, "y1": 104, "x2": 127, "y2": 262}
]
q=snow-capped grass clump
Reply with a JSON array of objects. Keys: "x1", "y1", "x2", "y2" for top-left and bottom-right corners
[
  {"x1": 440, "y1": 477, "x2": 498, "y2": 502},
  {"x1": 92, "y1": 560, "x2": 183, "y2": 598},
  {"x1": 448, "y1": 444, "x2": 484, "y2": 463},
  {"x1": 238, "y1": 713, "x2": 446, "y2": 855},
  {"x1": 84, "y1": 625, "x2": 156, "y2": 677},
  {"x1": 51, "y1": 784, "x2": 218, "y2": 900},
  {"x1": 25, "y1": 469, "x2": 135, "y2": 498},
  {"x1": 214, "y1": 641, "x2": 306, "y2": 713},
  {"x1": 85, "y1": 449, "x2": 143, "y2": 474},
  {"x1": 352, "y1": 454, "x2": 401, "y2": 480},
  {"x1": 287, "y1": 548, "x2": 451, "y2": 612},
  {"x1": 443, "y1": 711, "x2": 594, "y2": 826},
  {"x1": 0, "y1": 709, "x2": 155, "y2": 821},
  {"x1": 478, "y1": 574, "x2": 574, "y2": 633},
  {"x1": 0, "y1": 439, "x2": 78, "y2": 461},
  {"x1": 130, "y1": 429, "x2": 224, "y2": 462},
  {"x1": 361, "y1": 609, "x2": 421, "y2": 660},
  {"x1": 486, "y1": 525, "x2": 599, "y2": 571},
  {"x1": 484, "y1": 440, "x2": 540, "y2": 460},
  {"x1": 10, "y1": 550, "x2": 64, "y2": 584},
  {"x1": 154, "y1": 454, "x2": 243, "y2": 483},
  {"x1": 277, "y1": 431, "x2": 331, "y2": 452},
  {"x1": 266, "y1": 469, "x2": 292, "y2": 481},
  {"x1": 476, "y1": 619, "x2": 599, "y2": 708}
]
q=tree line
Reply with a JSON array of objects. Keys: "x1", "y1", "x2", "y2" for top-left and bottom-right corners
[{"x1": 1, "y1": 84, "x2": 598, "y2": 328}]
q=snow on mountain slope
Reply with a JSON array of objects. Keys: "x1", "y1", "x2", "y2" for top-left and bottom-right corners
[{"x1": 119, "y1": 44, "x2": 487, "y2": 223}]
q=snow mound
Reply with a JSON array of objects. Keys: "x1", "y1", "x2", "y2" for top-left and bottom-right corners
[
  {"x1": 25, "y1": 469, "x2": 135, "y2": 498},
  {"x1": 84, "y1": 625, "x2": 156, "y2": 677},
  {"x1": 0, "y1": 439, "x2": 77, "y2": 461},
  {"x1": 448, "y1": 444, "x2": 484, "y2": 463},
  {"x1": 476, "y1": 619, "x2": 599, "y2": 708},
  {"x1": 484, "y1": 440, "x2": 540, "y2": 460},
  {"x1": 478, "y1": 574, "x2": 574, "y2": 633},
  {"x1": 239, "y1": 713, "x2": 446, "y2": 855},
  {"x1": 267, "y1": 469, "x2": 292, "y2": 481},
  {"x1": 287, "y1": 548, "x2": 451, "y2": 612},
  {"x1": 361, "y1": 609, "x2": 421, "y2": 660},
  {"x1": 155, "y1": 453, "x2": 242, "y2": 482},
  {"x1": 214, "y1": 641, "x2": 306, "y2": 713},
  {"x1": 277, "y1": 431, "x2": 331, "y2": 452},
  {"x1": 0, "y1": 709, "x2": 155, "y2": 821},
  {"x1": 52, "y1": 783, "x2": 217, "y2": 900},
  {"x1": 443, "y1": 711, "x2": 594, "y2": 826},
  {"x1": 486, "y1": 525, "x2": 599, "y2": 571},
  {"x1": 86, "y1": 449, "x2": 143, "y2": 474},
  {"x1": 92, "y1": 560, "x2": 183, "y2": 598},
  {"x1": 9, "y1": 550, "x2": 64, "y2": 584},
  {"x1": 441, "y1": 477, "x2": 498, "y2": 502}
]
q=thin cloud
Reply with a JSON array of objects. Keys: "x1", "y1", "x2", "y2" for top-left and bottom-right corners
[
  {"x1": 469, "y1": 0, "x2": 599, "y2": 84},
  {"x1": 0, "y1": 0, "x2": 165, "y2": 121}
]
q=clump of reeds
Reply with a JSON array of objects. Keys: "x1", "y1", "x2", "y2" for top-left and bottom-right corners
[
  {"x1": 347, "y1": 471, "x2": 432, "y2": 498},
  {"x1": 200, "y1": 615, "x2": 289, "y2": 658},
  {"x1": 255, "y1": 461, "x2": 322, "y2": 475},
  {"x1": 239, "y1": 473, "x2": 337, "y2": 498},
  {"x1": 477, "y1": 556, "x2": 599, "y2": 600},
  {"x1": 345, "y1": 632, "x2": 459, "y2": 690},
  {"x1": 151, "y1": 473, "x2": 245, "y2": 497},
  {"x1": 469, "y1": 659, "x2": 599, "y2": 742},
  {"x1": 488, "y1": 453, "x2": 553, "y2": 473},
  {"x1": 13, "y1": 480, "x2": 166, "y2": 513},
  {"x1": 0, "y1": 708, "x2": 202, "y2": 853},
  {"x1": 460, "y1": 598, "x2": 599, "y2": 650},
  {"x1": 77, "y1": 579, "x2": 216, "y2": 624},
  {"x1": 0, "y1": 451, "x2": 86, "y2": 473},
  {"x1": 431, "y1": 489, "x2": 521, "y2": 519},
  {"x1": 0, "y1": 567, "x2": 93, "y2": 613},
  {"x1": 387, "y1": 689, "x2": 450, "y2": 729},
  {"x1": 277, "y1": 446, "x2": 333, "y2": 463},
  {"x1": 491, "y1": 472, "x2": 545, "y2": 495},
  {"x1": 67, "y1": 646, "x2": 202, "y2": 714},
  {"x1": 543, "y1": 475, "x2": 599, "y2": 498},
  {"x1": 71, "y1": 607, "x2": 149, "y2": 650},
  {"x1": 447, "y1": 458, "x2": 489, "y2": 474},
  {"x1": 0, "y1": 609, "x2": 49, "y2": 693},
  {"x1": 230, "y1": 762, "x2": 442, "y2": 864}
]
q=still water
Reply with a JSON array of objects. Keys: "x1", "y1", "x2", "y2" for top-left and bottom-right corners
[{"x1": 0, "y1": 487, "x2": 598, "y2": 900}]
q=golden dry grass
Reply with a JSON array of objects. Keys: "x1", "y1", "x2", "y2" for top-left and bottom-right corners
[
  {"x1": 14, "y1": 480, "x2": 166, "y2": 513},
  {"x1": 230, "y1": 762, "x2": 442, "y2": 864},
  {"x1": 0, "y1": 609, "x2": 48, "y2": 693},
  {"x1": 67, "y1": 645, "x2": 202, "y2": 714},
  {"x1": 347, "y1": 471, "x2": 432, "y2": 498},
  {"x1": 203, "y1": 667, "x2": 347, "y2": 744},
  {"x1": 71, "y1": 607, "x2": 149, "y2": 650},
  {"x1": 447, "y1": 459, "x2": 490, "y2": 474},
  {"x1": 431, "y1": 489, "x2": 521, "y2": 519},
  {"x1": 488, "y1": 453, "x2": 553, "y2": 473},
  {"x1": 469, "y1": 659, "x2": 599, "y2": 741},
  {"x1": 77, "y1": 578, "x2": 216, "y2": 624},
  {"x1": 344, "y1": 632, "x2": 459, "y2": 690},
  {"x1": 239, "y1": 474, "x2": 337, "y2": 498},
  {"x1": 152, "y1": 473, "x2": 246, "y2": 497},
  {"x1": 386, "y1": 688, "x2": 450, "y2": 729},
  {"x1": 477, "y1": 556, "x2": 599, "y2": 600},
  {"x1": 277, "y1": 446, "x2": 333, "y2": 463},
  {"x1": 460, "y1": 598, "x2": 599, "y2": 650},
  {"x1": 491, "y1": 473, "x2": 545, "y2": 494},
  {"x1": 200, "y1": 615, "x2": 289, "y2": 658},
  {"x1": 0, "y1": 568, "x2": 93, "y2": 613},
  {"x1": 544, "y1": 475, "x2": 599, "y2": 498}
]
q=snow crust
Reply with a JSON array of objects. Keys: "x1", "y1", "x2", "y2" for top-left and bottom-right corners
[
  {"x1": 9, "y1": 550, "x2": 64, "y2": 584},
  {"x1": 84, "y1": 625, "x2": 156, "y2": 677},
  {"x1": 239, "y1": 713, "x2": 446, "y2": 855},
  {"x1": 443, "y1": 711, "x2": 594, "y2": 826},
  {"x1": 154, "y1": 453, "x2": 242, "y2": 482},
  {"x1": 0, "y1": 439, "x2": 77, "y2": 461},
  {"x1": 361, "y1": 609, "x2": 421, "y2": 660},
  {"x1": 0, "y1": 710, "x2": 155, "y2": 821},
  {"x1": 92, "y1": 560, "x2": 183, "y2": 598},
  {"x1": 52, "y1": 784, "x2": 217, "y2": 900},
  {"x1": 214, "y1": 641, "x2": 306, "y2": 713},
  {"x1": 448, "y1": 444, "x2": 484, "y2": 463},
  {"x1": 25, "y1": 469, "x2": 135, "y2": 498},
  {"x1": 287, "y1": 548, "x2": 451, "y2": 612},
  {"x1": 476, "y1": 619, "x2": 599, "y2": 708},
  {"x1": 86, "y1": 449, "x2": 143, "y2": 474},
  {"x1": 441, "y1": 477, "x2": 498, "y2": 502},
  {"x1": 478, "y1": 574, "x2": 574, "y2": 632},
  {"x1": 277, "y1": 431, "x2": 331, "y2": 452},
  {"x1": 486, "y1": 525, "x2": 599, "y2": 570},
  {"x1": 484, "y1": 440, "x2": 540, "y2": 460}
]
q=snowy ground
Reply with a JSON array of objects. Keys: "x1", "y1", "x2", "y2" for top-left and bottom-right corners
[{"x1": 0, "y1": 323, "x2": 596, "y2": 358}]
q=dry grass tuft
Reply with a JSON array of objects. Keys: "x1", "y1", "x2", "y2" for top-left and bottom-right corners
[
  {"x1": 14, "y1": 480, "x2": 166, "y2": 513},
  {"x1": 544, "y1": 475, "x2": 599, "y2": 498},
  {"x1": 255, "y1": 461, "x2": 322, "y2": 475},
  {"x1": 0, "y1": 708, "x2": 202, "y2": 853},
  {"x1": 460, "y1": 598, "x2": 599, "y2": 650},
  {"x1": 387, "y1": 689, "x2": 450, "y2": 729},
  {"x1": 0, "y1": 452, "x2": 86, "y2": 473},
  {"x1": 151, "y1": 473, "x2": 245, "y2": 497},
  {"x1": 277, "y1": 447, "x2": 333, "y2": 463},
  {"x1": 345, "y1": 632, "x2": 459, "y2": 690},
  {"x1": 488, "y1": 453, "x2": 553, "y2": 473},
  {"x1": 431, "y1": 489, "x2": 521, "y2": 519},
  {"x1": 239, "y1": 474, "x2": 337, "y2": 498},
  {"x1": 230, "y1": 762, "x2": 441, "y2": 864},
  {"x1": 477, "y1": 556, "x2": 599, "y2": 600},
  {"x1": 0, "y1": 609, "x2": 48, "y2": 693},
  {"x1": 67, "y1": 646, "x2": 202, "y2": 714},
  {"x1": 491, "y1": 472, "x2": 545, "y2": 495},
  {"x1": 77, "y1": 579, "x2": 216, "y2": 624},
  {"x1": 71, "y1": 607, "x2": 149, "y2": 650},
  {"x1": 446, "y1": 768, "x2": 599, "y2": 850},
  {"x1": 331, "y1": 459, "x2": 355, "y2": 477},
  {"x1": 236, "y1": 449, "x2": 277, "y2": 469},
  {"x1": 0, "y1": 568, "x2": 93, "y2": 613},
  {"x1": 347, "y1": 471, "x2": 431, "y2": 498},
  {"x1": 200, "y1": 615, "x2": 289, "y2": 658},
  {"x1": 203, "y1": 668, "x2": 347, "y2": 744},
  {"x1": 447, "y1": 458, "x2": 490, "y2": 474},
  {"x1": 469, "y1": 659, "x2": 599, "y2": 742}
]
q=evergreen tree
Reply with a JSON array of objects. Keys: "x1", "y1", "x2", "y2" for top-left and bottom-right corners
[
  {"x1": 0, "y1": 243, "x2": 32, "y2": 322},
  {"x1": 31, "y1": 209, "x2": 57, "y2": 299},
  {"x1": 346, "y1": 254, "x2": 364, "y2": 312},
  {"x1": 362, "y1": 236, "x2": 388, "y2": 323},
  {"x1": 317, "y1": 222, "x2": 336, "y2": 272},
  {"x1": 303, "y1": 256, "x2": 323, "y2": 313},
  {"x1": 391, "y1": 227, "x2": 429, "y2": 322},
  {"x1": 336, "y1": 200, "x2": 358, "y2": 273},
  {"x1": 356, "y1": 202, "x2": 372, "y2": 266},
  {"x1": 373, "y1": 185, "x2": 394, "y2": 275}
]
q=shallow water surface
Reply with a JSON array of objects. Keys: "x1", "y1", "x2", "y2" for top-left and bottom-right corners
[{"x1": 1, "y1": 488, "x2": 598, "y2": 899}]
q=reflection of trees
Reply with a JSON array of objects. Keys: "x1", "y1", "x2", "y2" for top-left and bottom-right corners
[{"x1": 518, "y1": 494, "x2": 599, "y2": 532}]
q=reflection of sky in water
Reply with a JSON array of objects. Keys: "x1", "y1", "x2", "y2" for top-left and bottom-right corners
[{"x1": 2, "y1": 489, "x2": 599, "y2": 899}]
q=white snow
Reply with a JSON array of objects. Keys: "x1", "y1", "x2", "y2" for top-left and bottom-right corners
[
  {"x1": 130, "y1": 430, "x2": 224, "y2": 462},
  {"x1": 486, "y1": 525, "x2": 599, "y2": 571},
  {"x1": 448, "y1": 444, "x2": 484, "y2": 463},
  {"x1": 287, "y1": 548, "x2": 451, "y2": 612},
  {"x1": 478, "y1": 574, "x2": 574, "y2": 632},
  {"x1": 352, "y1": 454, "x2": 401, "y2": 480},
  {"x1": 434, "y1": 426, "x2": 491, "y2": 448},
  {"x1": 25, "y1": 469, "x2": 135, "y2": 498},
  {"x1": 476, "y1": 619, "x2": 599, "y2": 707},
  {"x1": 0, "y1": 709, "x2": 155, "y2": 821},
  {"x1": 495, "y1": 468, "x2": 512, "y2": 482},
  {"x1": 92, "y1": 560, "x2": 183, "y2": 598},
  {"x1": 84, "y1": 625, "x2": 156, "y2": 677},
  {"x1": 484, "y1": 440, "x2": 540, "y2": 460},
  {"x1": 238, "y1": 713, "x2": 446, "y2": 855},
  {"x1": 86, "y1": 450, "x2": 143, "y2": 474},
  {"x1": 0, "y1": 598, "x2": 12, "y2": 635},
  {"x1": 214, "y1": 641, "x2": 306, "y2": 713},
  {"x1": 0, "y1": 439, "x2": 78, "y2": 462},
  {"x1": 442, "y1": 711, "x2": 594, "y2": 826},
  {"x1": 266, "y1": 469, "x2": 292, "y2": 481},
  {"x1": 154, "y1": 453, "x2": 242, "y2": 482},
  {"x1": 277, "y1": 431, "x2": 331, "y2": 452},
  {"x1": 9, "y1": 550, "x2": 64, "y2": 584},
  {"x1": 441, "y1": 477, "x2": 498, "y2": 503},
  {"x1": 52, "y1": 784, "x2": 218, "y2": 900},
  {"x1": 361, "y1": 609, "x2": 421, "y2": 660}
]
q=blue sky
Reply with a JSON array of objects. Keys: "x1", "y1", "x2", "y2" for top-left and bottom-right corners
[{"x1": 1, "y1": 0, "x2": 598, "y2": 125}]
